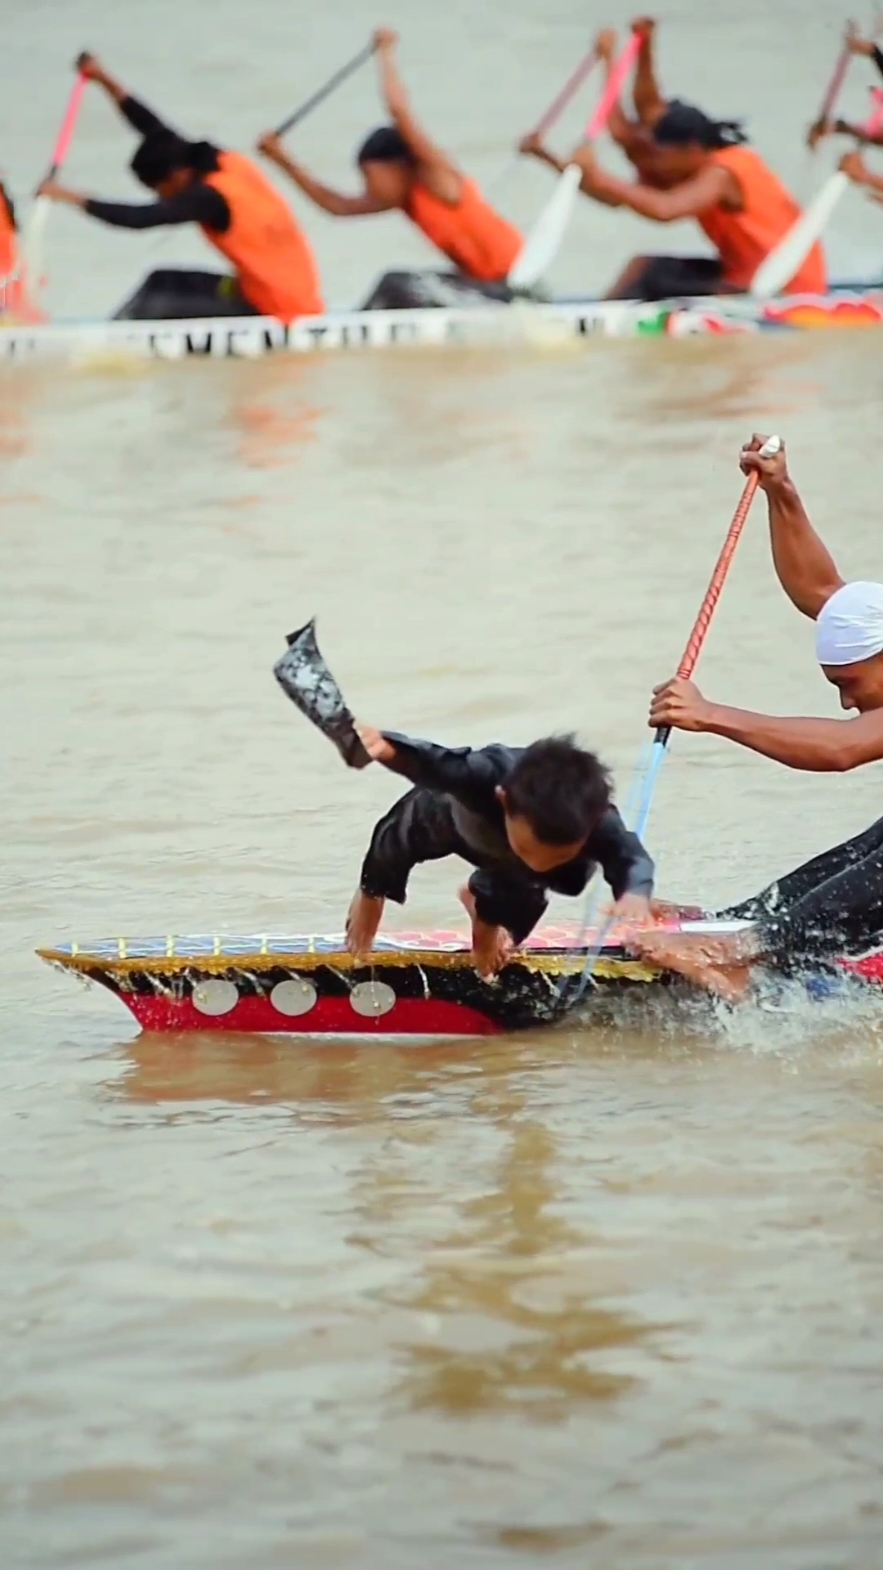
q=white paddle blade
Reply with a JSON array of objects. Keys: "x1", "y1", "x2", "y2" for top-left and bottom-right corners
[
  {"x1": 21, "y1": 195, "x2": 51, "y2": 302},
  {"x1": 750, "y1": 171, "x2": 847, "y2": 299},
  {"x1": 507, "y1": 162, "x2": 582, "y2": 290}
]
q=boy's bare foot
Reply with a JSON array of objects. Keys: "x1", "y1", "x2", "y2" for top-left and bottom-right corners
[{"x1": 458, "y1": 885, "x2": 513, "y2": 978}]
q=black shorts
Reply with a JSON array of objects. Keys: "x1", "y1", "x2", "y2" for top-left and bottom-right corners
[
  {"x1": 113, "y1": 268, "x2": 258, "y2": 321},
  {"x1": 623, "y1": 256, "x2": 736, "y2": 303},
  {"x1": 360, "y1": 269, "x2": 516, "y2": 311},
  {"x1": 722, "y1": 815, "x2": 883, "y2": 974}
]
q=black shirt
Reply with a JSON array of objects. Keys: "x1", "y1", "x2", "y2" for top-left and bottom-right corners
[
  {"x1": 83, "y1": 95, "x2": 230, "y2": 233},
  {"x1": 360, "y1": 732, "x2": 655, "y2": 908}
]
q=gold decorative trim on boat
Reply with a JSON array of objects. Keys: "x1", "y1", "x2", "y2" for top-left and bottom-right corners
[{"x1": 36, "y1": 945, "x2": 662, "y2": 984}]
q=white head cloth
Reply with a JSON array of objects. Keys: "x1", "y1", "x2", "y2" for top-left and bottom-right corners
[{"x1": 816, "y1": 581, "x2": 883, "y2": 667}]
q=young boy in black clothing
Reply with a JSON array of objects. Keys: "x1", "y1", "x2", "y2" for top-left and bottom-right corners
[{"x1": 347, "y1": 725, "x2": 655, "y2": 978}]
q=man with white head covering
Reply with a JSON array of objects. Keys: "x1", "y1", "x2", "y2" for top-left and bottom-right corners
[{"x1": 633, "y1": 435, "x2": 883, "y2": 1001}]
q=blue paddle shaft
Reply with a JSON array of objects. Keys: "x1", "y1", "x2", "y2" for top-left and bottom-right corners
[{"x1": 634, "y1": 733, "x2": 669, "y2": 840}]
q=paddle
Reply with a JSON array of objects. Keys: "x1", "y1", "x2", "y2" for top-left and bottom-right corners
[
  {"x1": 488, "y1": 43, "x2": 600, "y2": 197},
  {"x1": 508, "y1": 32, "x2": 641, "y2": 291},
  {"x1": 562, "y1": 439, "x2": 779, "y2": 1008},
  {"x1": 273, "y1": 619, "x2": 371, "y2": 768},
  {"x1": 633, "y1": 440, "x2": 781, "y2": 838},
  {"x1": 274, "y1": 41, "x2": 376, "y2": 136},
  {"x1": 751, "y1": 96, "x2": 883, "y2": 298},
  {"x1": 533, "y1": 46, "x2": 601, "y2": 139},
  {"x1": 23, "y1": 72, "x2": 88, "y2": 301},
  {"x1": 814, "y1": 37, "x2": 853, "y2": 136},
  {"x1": 143, "y1": 43, "x2": 375, "y2": 264}
]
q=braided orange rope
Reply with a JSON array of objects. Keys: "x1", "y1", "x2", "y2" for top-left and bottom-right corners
[{"x1": 674, "y1": 473, "x2": 760, "y2": 687}]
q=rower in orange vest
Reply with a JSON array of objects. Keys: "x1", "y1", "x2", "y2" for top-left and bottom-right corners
[
  {"x1": 0, "y1": 179, "x2": 44, "y2": 321},
  {"x1": 0, "y1": 180, "x2": 21, "y2": 314},
  {"x1": 595, "y1": 19, "x2": 709, "y2": 186},
  {"x1": 258, "y1": 29, "x2": 522, "y2": 288},
  {"x1": 522, "y1": 102, "x2": 827, "y2": 300},
  {"x1": 37, "y1": 52, "x2": 324, "y2": 322}
]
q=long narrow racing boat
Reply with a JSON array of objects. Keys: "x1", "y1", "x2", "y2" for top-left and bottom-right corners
[
  {"x1": 4, "y1": 274, "x2": 883, "y2": 364},
  {"x1": 38, "y1": 918, "x2": 883, "y2": 1038}
]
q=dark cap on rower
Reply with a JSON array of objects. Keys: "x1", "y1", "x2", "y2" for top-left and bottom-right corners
[
  {"x1": 356, "y1": 125, "x2": 415, "y2": 165},
  {"x1": 130, "y1": 130, "x2": 218, "y2": 187},
  {"x1": 653, "y1": 101, "x2": 748, "y2": 150}
]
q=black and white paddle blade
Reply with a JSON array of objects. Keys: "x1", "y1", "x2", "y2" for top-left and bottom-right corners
[{"x1": 273, "y1": 618, "x2": 371, "y2": 768}]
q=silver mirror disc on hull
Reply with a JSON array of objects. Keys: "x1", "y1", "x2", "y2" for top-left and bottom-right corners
[
  {"x1": 270, "y1": 979, "x2": 318, "y2": 1017},
  {"x1": 349, "y1": 980, "x2": 396, "y2": 1018},
  {"x1": 192, "y1": 978, "x2": 239, "y2": 1016}
]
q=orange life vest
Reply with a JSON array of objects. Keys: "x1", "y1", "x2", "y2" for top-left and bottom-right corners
[
  {"x1": 405, "y1": 177, "x2": 522, "y2": 282},
  {"x1": 201, "y1": 151, "x2": 324, "y2": 321},
  {"x1": 699, "y1": 146, "x2": 827, "y2": 295},
  {"x1": 0, "y1": 189, "x2": 36, "y2": 320}
]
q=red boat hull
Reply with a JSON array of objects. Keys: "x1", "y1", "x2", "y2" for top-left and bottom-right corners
[
  {"x1": 124, "y1": 990, "x2": 502, "y2": 1037},
  {"x1": 38, "y1": 921, "x2": 883, "y2": 1038}
]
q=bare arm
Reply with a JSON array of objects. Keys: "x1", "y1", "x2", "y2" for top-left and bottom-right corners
[
  {"x1": 518, "y1": 135, "x2": 567, "y2": 173},
  {"x1": 835, "y1": 25, "x2": 879, "y2": 66},
  {"x1": 76, "y1": 52, "x2": 129, "y2": 106},
  {"x1": 607, "y1": 97, "x2": 635, "y2": 150},
  {"x1": 594, "y1": 30, "x2": 635, "y2": 149},
  {"x1": 631, "y1": 21, "x2": 667, "y2": 126},
  {"x1": 574, "y1": 155, "x2": 732, "y2": 220},
  {"x1": 374, "y1": 32, "x2": 461, "y2": 202},
  {"x1": 649, "y1": 678, "x2": 883, "y2": 772},
  {"x1": 256, "y1": 139, "x2": 394, "y2": 215},
  {"x1": 740, "y1": 438, "x2": 844, "y2": 619},
  {"x1": 75, "y1": 53, "x2": 171, "y2": 135},
  {"x1": 764, "y1": 479, "x2": 844, "y2": 618},
  {"x1": 854, "y1": 161, "x2": 883, "y2": 195},
  {"x1": 702, "y1": 703, "x2": 883, "y2": 772},
  {"x1": 834, "y1": 118, "x2": 883, "y2": 146}
]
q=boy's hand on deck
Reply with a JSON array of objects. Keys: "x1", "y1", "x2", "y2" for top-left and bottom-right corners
[
  {"x1": 346, "y1": 890, "x2": 385, "y2": 956},
  {"x1": 649, "y1": 898, "x2": 709, "y2": 921},
  {"x1": 611, "y1": 892, "x2": 652, "y2": 924}
]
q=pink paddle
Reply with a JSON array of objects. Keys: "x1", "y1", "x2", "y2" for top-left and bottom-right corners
[
  {"x1": 43, "y1": 73, "x2": 88, "y2": 181},
  {"x1": 508, "y1": 33, "x2": 641, "y2": 288},
  {"x1": 23, "y1": 73, "x2": 89, "y2": 311},
  {"x1": 489, "y1": 43, "x2": 600, "y2": 197},
  {"x1": 753, "y1": 85, "x2": 883, "y2": 295},
  {"x1": 818, "y1": 44, "x2": 851, "y2": 126},
  {"x1": 532, "y1": 44, "x2": 599, "y2": 139},
  {"x1": 581, "y1": 32, "x2": 641, "y2": 140}
]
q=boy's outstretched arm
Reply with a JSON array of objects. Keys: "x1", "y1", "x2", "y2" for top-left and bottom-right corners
[
  {"x1": 345, "y1": 762, "x2": 465, "y2": 955},
  {"x1": 355, "y1": 722, "x2": 500, "y2": 808},
  {"x1": 591, "y1": 806, "x2": 655, "y2": 919}
]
